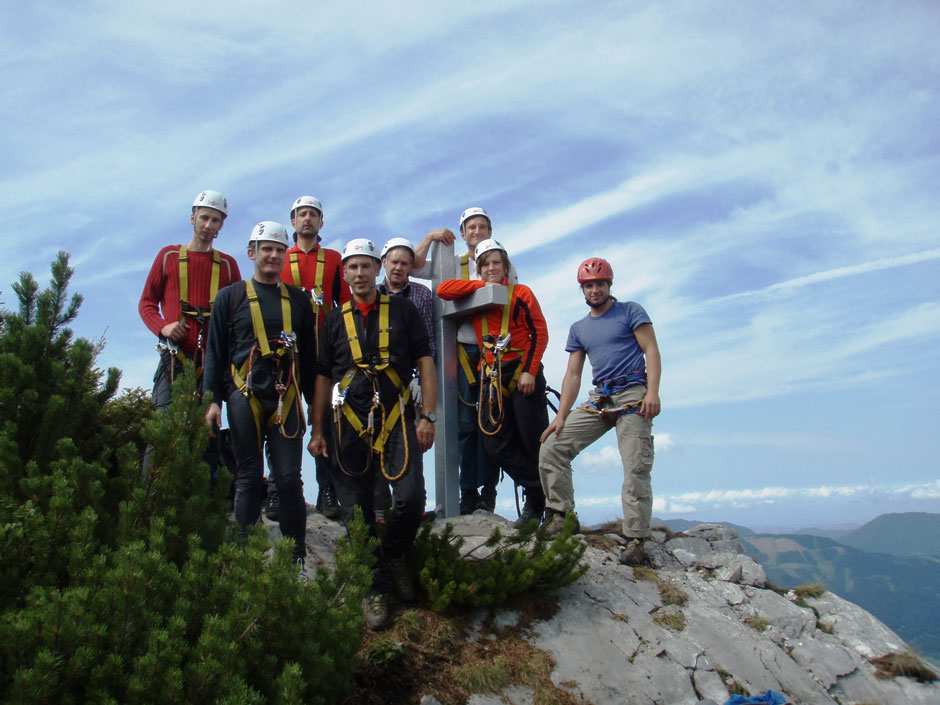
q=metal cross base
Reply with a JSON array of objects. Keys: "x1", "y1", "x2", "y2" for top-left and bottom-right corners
[{"x1": 430, "y1": 241, "x2": 508, "y2": 517}]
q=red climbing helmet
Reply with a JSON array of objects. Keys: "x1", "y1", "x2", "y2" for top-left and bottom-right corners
[{"x1": 577, "y1": 257, "x2": 614, "y2": 284}]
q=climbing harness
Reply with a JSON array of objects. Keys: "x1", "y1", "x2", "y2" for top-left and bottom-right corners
[
  {"x1": 230, "y1": 280, "x2": 304, "y2": 448},
  {"x1": 578, "y1": 372, "x2": 648, "y2": 428},
  {"x1": 172, "y1": 245, "x2": 221, "y2": 386},
  {"x1": 288, "y1": 247, "x2": 327, "y2": 351},
  {"x1": 332, "y1": 296, "x2": 412, "y2": 481},
  {"x1": 154, "y1": 246, "x2": 221, "y2": 389},
  {"x1": 477, "y1": 285, "x2": 524, "y2": 436}
]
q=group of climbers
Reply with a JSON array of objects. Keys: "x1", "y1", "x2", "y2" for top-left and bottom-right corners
[{"x1": 138, "y1": 190, "x2": 662, "y2": 629}]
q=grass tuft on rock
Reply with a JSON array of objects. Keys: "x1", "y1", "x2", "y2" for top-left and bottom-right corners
[
  {"x1": 652, "y1": 611, "x2": 686, "y2": 631},
  {"x1": 744, "y1": 616, "x2": 770, "y2": 632},
  {"x1": 793, "y1": 582, "x2": 826, "y2": 599},
  {"x1": 870, "y1": 649, "x2": 939, "y2": 683}
]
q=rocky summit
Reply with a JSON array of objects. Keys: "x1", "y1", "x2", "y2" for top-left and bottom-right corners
[{"x1": 282, "y1": 511, "x2": 940, "y2": 705}]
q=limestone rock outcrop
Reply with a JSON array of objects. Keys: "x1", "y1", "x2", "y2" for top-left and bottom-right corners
[{"x1": 292, "y1": 512, "x2": 939, "y2": 704}]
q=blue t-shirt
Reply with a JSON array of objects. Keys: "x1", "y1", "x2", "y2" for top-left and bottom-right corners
[{"x1": 565, "y1": 300, "x2": 651, "y2": 388}]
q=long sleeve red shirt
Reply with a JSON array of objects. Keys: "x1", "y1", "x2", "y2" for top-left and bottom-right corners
[
  {"x1": 139, "y1": 244, "x2": 241, "y2": 354},
  {"x1": 436, "y1": 279, "x2": 549, "y2": 375},
  {"x1": 279, "y1": 243, "x2": 350, "y2": 329}
]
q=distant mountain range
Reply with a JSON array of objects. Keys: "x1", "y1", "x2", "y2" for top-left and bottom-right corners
[
  {"x1": 835, "y1": 512, "x2": 940, "y2": 556},
  {"x1": 655, "y1": 512, "x2": 940, "y2": 662}
]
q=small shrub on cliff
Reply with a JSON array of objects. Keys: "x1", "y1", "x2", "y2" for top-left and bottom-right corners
[{"x1": 413, "y1": 513, "x2": 587, "y2": 611}]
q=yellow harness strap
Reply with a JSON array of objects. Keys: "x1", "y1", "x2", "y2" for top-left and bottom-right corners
[
  {"x1": 337, "y1": 296, "x2": 411, "y2": 454},
  {"x1": 457, "y1": 344, "x2": 477, "y2": 386},
  {"x1": 480, "y1": 284, "x2": 523, "y2": 397},
  {"x1": 173, "y1": 246, "x2": 221, "y2": 381},
  {"x1": 460, "y1": 252, "x2": 471, "y2": 280},
  {"x1": 289, "y1": 248, "x2": 326, "y2": 310},
  {"x1": 230, "y1": 280, "x2": 301, "y2": 447},
  {"x1": 178, "y1": 245, "x2": 221, "y2": 315}
]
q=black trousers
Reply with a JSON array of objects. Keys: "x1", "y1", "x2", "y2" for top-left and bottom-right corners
[
  {"x1": 227, "y1": 389, "x2": 306, "y2": 560},
  {"x1": 478, "y1": 362, "x2": 547, "y2": 493},
  {"x1": 331, "y1": 409, "x2": 425, "y2": 594}
]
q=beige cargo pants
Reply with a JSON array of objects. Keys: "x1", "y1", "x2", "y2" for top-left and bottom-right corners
[{"x1": 539, "y1": 384, "x2": 654, "y2": 537}]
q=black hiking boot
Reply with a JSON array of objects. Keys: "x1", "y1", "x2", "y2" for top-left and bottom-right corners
[
  {"x1": 386, "y1": 556, "x2": 416, "y2": 603},
  {"x1": 477, "y1": 483, "x2": 497, "y2": 512},
  {"x1": 264, "y1": 483, "x2": 279, "y2": 521},
  {"x1": 319, "y1": 484, "x2": 341, "y2": 520},
  {"x1": 459, "y1": 488, "x2": 480, "y2": 515},
  {"x1": 513, "y1": 487, "x2": 545, "y2": 529}
]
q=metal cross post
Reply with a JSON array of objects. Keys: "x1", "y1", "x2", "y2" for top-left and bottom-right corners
[{"x1": 430, "y1": 240, "x2": 508, "y2": 517}]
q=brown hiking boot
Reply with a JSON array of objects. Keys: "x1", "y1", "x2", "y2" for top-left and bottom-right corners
[
  {"x1": 363, "y1": 593, "x2": 390, "y2": 631},
  {"x1": 542, "y1": 509, "x2": 578, "y2": 536},
  {"x1": 619, "y1": 538, "x2": 647, "y2": 567}
]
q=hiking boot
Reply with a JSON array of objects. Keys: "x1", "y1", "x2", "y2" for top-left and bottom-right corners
[
  {"x1": 363, "y1": 593, "x2": 390, "y2": 631},
  {"x1": 512, "y1": 488, "x2": 545, "y2": 529},
  {"x1": 542, "y1": 508, "x2": 579, "y2": 536},
  {"x1": 386, "y1": 556, "x2": 416, "y2": 603},
  {"x1": 459, "y1": 488, "x2": 480, "y2": 515},
  {"x1": 319, "y1": 485, "x2": 341, "y2": 520},
  {"x1": 619, "y1": 538, "x2": 648, "y2": 567},
  {"x1": 264, "y1": 486, "x2": 279, "y2": 521},
  {"x1": 477, "y1": 483, "x2": 497, "y2": 512}
]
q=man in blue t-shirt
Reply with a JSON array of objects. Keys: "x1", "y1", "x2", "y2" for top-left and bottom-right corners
[{"x1": 538, "y1": 257, "x2": 662, "y2": 566}]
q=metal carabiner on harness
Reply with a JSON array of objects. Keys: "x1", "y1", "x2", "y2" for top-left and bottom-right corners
[
  {"x1": 310, "y1": 289, "x2": 324, "y2": 308},
  {"x1": 279, "y1": 330, "x2": 296, "y2": 348},
  {"x1": 156, "y1": 337, "x2": 179, "y2": 355},
  {"x1": 494, "y1": 332, "x2": 511, "y2": 352},
  {"x1": 367, "y1": 388, "x2": 381, "y2": 432},
  {"x1": 331, "y1": 382, "x2": 347, "y2": 409}
]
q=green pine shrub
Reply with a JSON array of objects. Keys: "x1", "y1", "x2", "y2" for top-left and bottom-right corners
[
  {"x1": 0, "y1": 254, "x2": 373, "y2": 704},
  {"x1": 413, "y1": 512, "x2": 588, "y2": 611}
]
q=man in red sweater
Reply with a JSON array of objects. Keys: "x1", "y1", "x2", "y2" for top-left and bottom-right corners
[
  {"x1": 139, "y1": 189, "x2": 241, "y2": 421},
  {"x1": 278, "y1": 195, "x2": 350, "y2": 519}
]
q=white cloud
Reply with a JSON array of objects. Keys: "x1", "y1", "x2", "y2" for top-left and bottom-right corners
[{"x1": 658, "y1": 479, "x2": 940, "y2": 511}]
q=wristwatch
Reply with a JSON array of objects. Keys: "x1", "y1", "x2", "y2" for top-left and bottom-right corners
[{"x1": 420, "y1": 412, "x2": 437, "y2": 423}]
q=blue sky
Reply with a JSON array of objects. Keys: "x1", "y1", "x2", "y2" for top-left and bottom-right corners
[{"x1": 2, "y1": 1, "x2": 938, "y2": 531}]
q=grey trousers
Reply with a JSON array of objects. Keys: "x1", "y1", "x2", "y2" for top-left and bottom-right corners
[{"x1": 538, "y1": 384, "x2": 654, "y2": 537}]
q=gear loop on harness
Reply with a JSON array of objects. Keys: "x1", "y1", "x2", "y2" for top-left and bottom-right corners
[
  {"x1": 333, "y1": 295, "x2": 412, "y2": 481},
  {"x1": 578, "y1": 371, "x2": 648, "y2": 429},
  {"x1": 230, "y1": 280, "x2": 305, "y2": 448}
]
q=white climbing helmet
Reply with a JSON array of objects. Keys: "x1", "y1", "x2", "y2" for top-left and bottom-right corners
[
  {"x1": 192, "y1": 190, "x2": 228, "y2": 218},
  {"x1": 474, "y1": 238, "x2": 507, "y2": 261},
  {"x1": 342, "y1": 238, "x2": 381, "y2": 262},
  {"x1": 380, "y1": 237, "x2": 416, "y2": 259},
  {"x1": 459, "y1": 206, "x2": 491, "y2": 232},
  {"x1": 290, "y1": 195, "x2": 323, "y2": 217},
  {"x1": 248, "y1": 221, "x2": 290, "y2": 248}
]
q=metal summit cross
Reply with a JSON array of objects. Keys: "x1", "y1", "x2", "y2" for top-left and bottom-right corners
[{"x1": 428, "y1": 240, "x2": 507, "y2": 517}]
